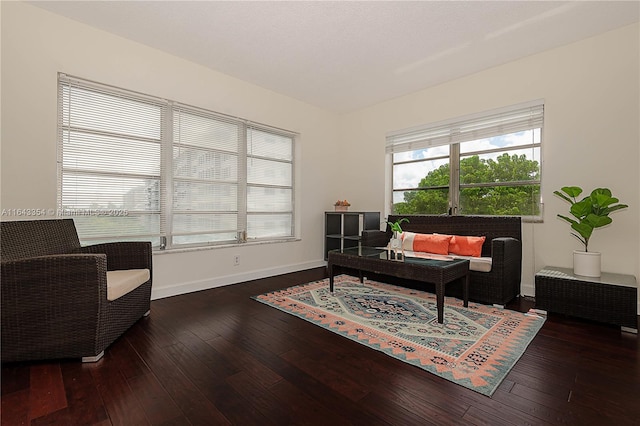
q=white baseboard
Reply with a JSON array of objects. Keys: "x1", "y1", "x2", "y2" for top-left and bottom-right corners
[
  {"x1": 150, "y1": 260, "x2": 326, "y2": 300},
  {"x1": 520, "y1": 282, "x2": 535, "y2": 298}
]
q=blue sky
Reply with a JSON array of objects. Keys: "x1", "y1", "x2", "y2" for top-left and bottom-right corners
[{"x1": 393, "y1": 129, "x2": 541, "y2": 191}]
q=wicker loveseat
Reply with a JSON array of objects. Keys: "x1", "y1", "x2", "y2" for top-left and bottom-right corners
[
  {"x1": 1, "y1": 219, "x2": 152, "y2": 363},
  {"x1": 361, "y1": 215, "x2": 522, "y2": 306}
]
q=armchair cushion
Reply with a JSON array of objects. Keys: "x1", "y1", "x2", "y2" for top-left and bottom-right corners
[{"x1": 107, "y1": 269, "x2": 151, "y2": 301}]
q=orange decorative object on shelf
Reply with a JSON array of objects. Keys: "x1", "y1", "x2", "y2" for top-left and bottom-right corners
[{"x1": 334, "y1": 199, "x2": 351, "y2": 211}]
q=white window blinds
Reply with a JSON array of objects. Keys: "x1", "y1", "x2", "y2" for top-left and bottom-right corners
[
  {"x1": 386, "y1": 100, "x2": 544, "y2": 153},
  {"x1": 171, "y1": 106, "x2": 242, "y2": 246},
  {"x1": 58, "y1": 75, "x2": 163, "y2": 244},
  {"x1": 246, "y1": 127, "x2": 294, "y2": 239},
  {"x1": 58, "y1": 74, "x2": 297, "y2": 248}
]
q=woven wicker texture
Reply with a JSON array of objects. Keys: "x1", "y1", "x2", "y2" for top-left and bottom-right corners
[
  {"x1": 361, "y1": 215, "x2": 522, "y2": 305},
  {"x1": 1, "y1": 219, "x2": 152, "y2": 363},
  {"x1": 535, "y1": 272, "x2": 637, "y2": 329}
]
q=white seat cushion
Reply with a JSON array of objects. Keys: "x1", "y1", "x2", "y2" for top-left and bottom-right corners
[
  {"x1": 402, "y1": 251, "x2": 492, "y2": 272},
  {"x1": 106, "y1": 269, "x2": 150, "y2": 301},
  {"x1": 403, "y1": 250, "x2": 454, "y2": 261},
  {"x1": 450, "y1": 255, "x2": 493, "y2": 272}
]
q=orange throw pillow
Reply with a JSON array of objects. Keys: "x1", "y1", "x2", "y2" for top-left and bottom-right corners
[
  {"x1": 449, "y1": 235, "x2": 486, "y2": 257},
  {"x1": 412, "y1": 233, "x2": 452, "y2": 255}
]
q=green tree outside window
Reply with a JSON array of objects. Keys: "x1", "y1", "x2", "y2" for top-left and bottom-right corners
[{"x1": 393, "y1": 154, "x2": 540, "y2": 216}]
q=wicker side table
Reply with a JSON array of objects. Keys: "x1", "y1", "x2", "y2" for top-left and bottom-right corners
[{"x1": 535, "y1": 266, "x2": 637, "y2": 333}]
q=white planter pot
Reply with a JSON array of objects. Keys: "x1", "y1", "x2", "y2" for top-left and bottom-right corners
[{"x1": 573, "y1": 250, "x2": 601, "y2": 277}]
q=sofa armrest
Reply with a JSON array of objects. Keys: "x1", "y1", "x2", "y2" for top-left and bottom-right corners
[
  {"x1": 361, "y1": 230, "x2": 390, "y2": 247},
  {"x1": 491, "y1": 237, "x2": 522, "y2": 295},
  {"x1": 490, "y1": 237, "x2": 521, "y2": 262},
  {"x1": 78, "y1": 241, "x2": 152, "y2": 271}
]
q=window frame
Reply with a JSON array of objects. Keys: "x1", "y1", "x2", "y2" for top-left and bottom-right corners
[
  {"x1": 57, "y1": 73, "x2": 297, "y2": 250},
  {"x1": 387, "y1": 101, "x2": 543, "y2": 220}
]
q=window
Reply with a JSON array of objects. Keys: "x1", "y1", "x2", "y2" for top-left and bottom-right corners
[
  {"x1": 58, "y1": 74, "x2": 296, "y2": 249},
  {"x1": 171, "y1": 106, "x2": 241, "y2": 246},
  {"x1": 387, "y1": 101, "x2": 543, "y2": 218}
]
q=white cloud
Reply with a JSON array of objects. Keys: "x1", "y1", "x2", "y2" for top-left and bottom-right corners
[{"x1": 393, "y1": 129, "x2": 541, "y2": 189}]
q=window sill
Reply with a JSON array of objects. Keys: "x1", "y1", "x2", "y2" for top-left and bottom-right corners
[
  {"x1": 521, "y1": 216, "x2": 543, "y2": 224},
  {"x1": 152, "y1": 237, "x2": 300, "y2": 255}
]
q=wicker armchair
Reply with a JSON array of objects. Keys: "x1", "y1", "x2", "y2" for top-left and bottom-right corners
[
  {"x1": 361, "y1": 215, "x2": 522, "y2": 306},
  {"x1": 1, "y1": 219, "x2": 152, "y2": 363}
]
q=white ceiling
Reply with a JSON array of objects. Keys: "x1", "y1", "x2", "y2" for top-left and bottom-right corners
[{"x1": 30, "y1": 1, "x2": 640, "y2": 113}]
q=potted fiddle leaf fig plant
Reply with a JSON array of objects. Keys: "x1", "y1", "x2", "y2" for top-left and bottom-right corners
[{"x1": 554, "y1": 186, "x2": 628, "y2": 277}]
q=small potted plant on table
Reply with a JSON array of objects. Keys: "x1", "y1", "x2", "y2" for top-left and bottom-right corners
[{"x1": 386, "y1": 217, "x2": 409, "y2": 258}]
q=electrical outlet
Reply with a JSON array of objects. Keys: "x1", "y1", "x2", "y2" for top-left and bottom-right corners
[{"x1": 234, "y1": 255, "x2": 240, "y2": 266}]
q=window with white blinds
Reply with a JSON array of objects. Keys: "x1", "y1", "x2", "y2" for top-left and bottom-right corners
[
  {"x1": 171, "y1": 106, "x2": 242, "y2": 247},
  {"x1": 386, "y1": 100, "x2": 543, "y2": 218},
  {"x1": 386, "y1": 101, "x2": 544, "y2": 153},
  {"x1": 246, "y1": 127, "x2": 294, "y2": 239},
  {"x1": 58, "y1": 74, "x2": 296, "y2": 249}
]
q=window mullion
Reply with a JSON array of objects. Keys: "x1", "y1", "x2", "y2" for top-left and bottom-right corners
[
  {"x1": 237, "y1": 125, "x2": 248, "y2": 242},
  {"x1": 161, "y1": 103, "x2": 173, "y2": 249},
  {"x1": 450, "y1": 143, "x2": 460, "y2": 215}
]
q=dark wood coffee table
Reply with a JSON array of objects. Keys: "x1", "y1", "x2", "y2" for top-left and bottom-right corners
[{"x1": 328, "y1": 247, "x2": 469, "y2": 323}]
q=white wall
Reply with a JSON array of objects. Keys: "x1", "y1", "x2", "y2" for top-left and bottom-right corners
[
  {"x1": 2, "y1": 3, "x2": 639, "y2": 310},
  {"x1": 1, "y1": 2, "x2": 340, "y2": 299},
  {"x1": 339, "y1": 23, "x2": 640, "y2": 304}
]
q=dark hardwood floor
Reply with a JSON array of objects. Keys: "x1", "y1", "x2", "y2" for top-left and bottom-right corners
[{"x1": 2, "y1": 267, "x2": 639, "y2": 425}]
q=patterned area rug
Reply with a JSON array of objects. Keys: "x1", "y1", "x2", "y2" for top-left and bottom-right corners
[{"x1": 253, "y1": 274, "x2": 545, "y2": 397}]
